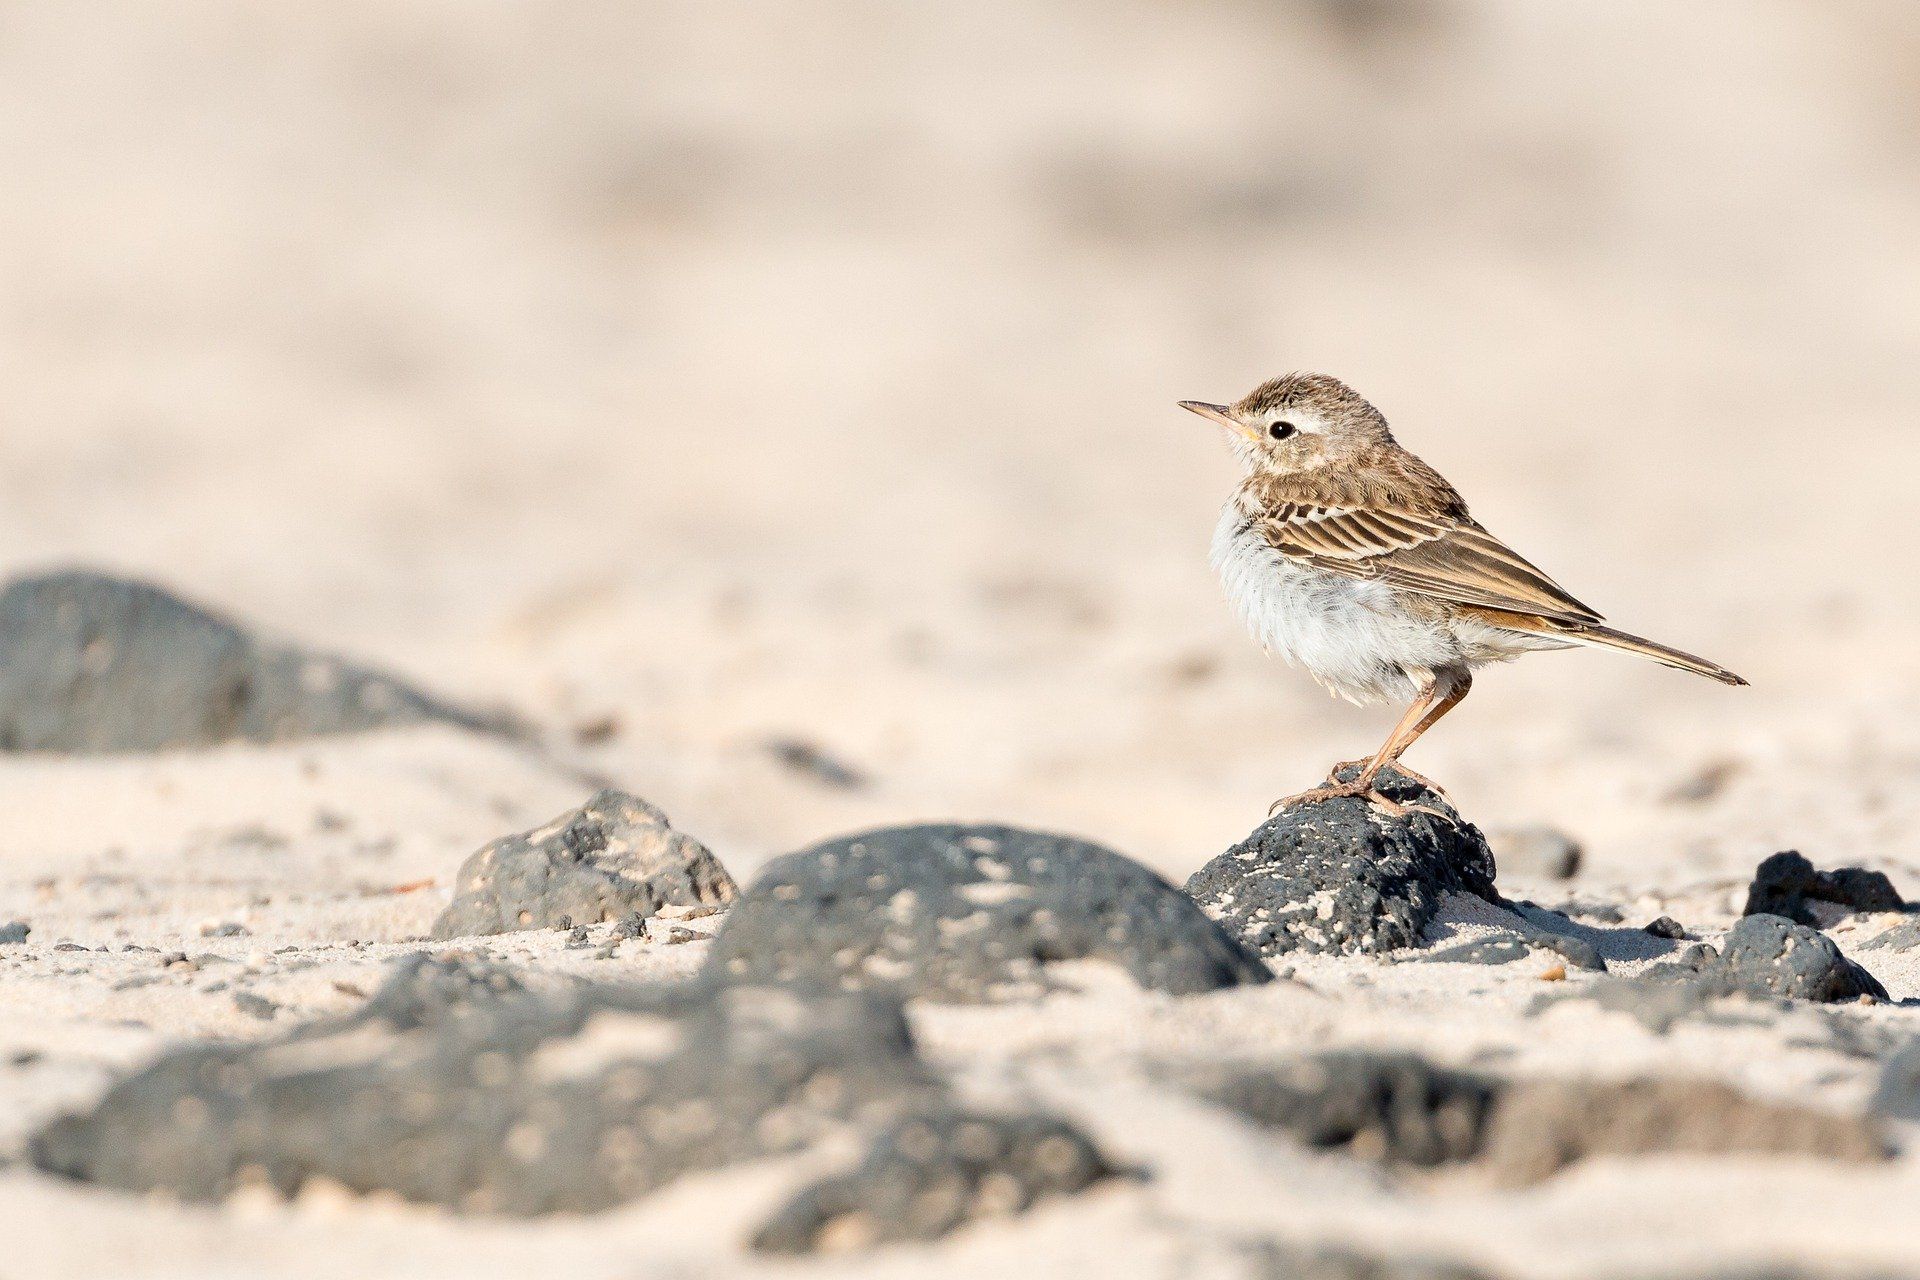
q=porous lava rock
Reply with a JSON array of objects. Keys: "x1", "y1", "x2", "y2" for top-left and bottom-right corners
[{"x1": 705, "y1": 823, "x2": 1271, "y2": 1001}]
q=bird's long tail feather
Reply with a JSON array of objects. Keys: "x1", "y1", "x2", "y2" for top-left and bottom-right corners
[{"x1": 1551, "y1": 621, "x2": 1747, "y2": 686}]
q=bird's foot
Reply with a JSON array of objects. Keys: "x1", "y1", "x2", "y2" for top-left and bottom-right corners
[
  {"x1": 1272, "y1": 772, "x2": 1453, "y2": 821},
  {"x1": 1319, "y1": 758, "x2": 1451, "y2": 802},
  {"x1": 1375, "y1": 762, "x2": 1450, "y2": 799},
  {"x1": 1270, "y1": 777, "x2": 1415, "y2": 818}
]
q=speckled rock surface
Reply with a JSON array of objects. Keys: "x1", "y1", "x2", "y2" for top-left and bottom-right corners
[
  {"x1": 30, "y1": 953, "x2": 1122, "y2": 1235},
  {"x1": 1743, "y1": 850, "x2": 1905, "y2": 926},
  {"x1": 0, "y1": 570, "x2": 491, "y2": 752},
  {"x1": 31, "y1": 955, "x2": 938, "y2": 1211},
  {"x1": 432, "y1": 790, "x2": 736, "y2": 938},
  {"x1": 752, "y1": 1108, "x2": 1123, "y2": 1253},
  {"x1": 1640, "y1": 914, "x2": 1887, "y2": 1003},
  {"x1": 703, "y1": 823, "x2": 1271, "y2": 1001},
  {"x1": 1184, "y1": 1052, "x2": 1498, "y2": 1167},
  {"x1": 1184, "y1": 768, "x2": 1501, "y2": 957}
]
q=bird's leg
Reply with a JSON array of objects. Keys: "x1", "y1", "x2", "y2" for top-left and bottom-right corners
[
  {"x1": 1357, "y1": 669, "x2": 1471, "y2": 796},
  {"x1": 1275, "y1": 671, "x2": 1473, "y2": 816},
  {"x1": 1343, "y1": 675, "x2": 1470, "y2": 795}
]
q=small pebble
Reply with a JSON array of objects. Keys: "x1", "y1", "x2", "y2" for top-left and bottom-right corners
[
  {"x1": 234, "y1": 992, "x2": 280, "y2": 1021},
  {"x1": 643, "y1": 917, "x2": 701, "y2": 945},
  {"x1": 1644, "y1": 916, "x2": 1687, "y2": 940},
  {"x1": 1538, "y1": 963, "x2": 1568, "y2": 982}
]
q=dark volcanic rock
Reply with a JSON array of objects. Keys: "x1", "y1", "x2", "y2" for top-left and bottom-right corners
[
  {"x1": 32, "y1": 955, "x2": 934, "y2": 1212},
  {"x1": 33, "y1": 953, "x2": 1119, "y2": 1231},
  {"x1": 1640, "y1": 914, "x2": 1887, "y2": 1003},
  {"x1": 1184, "y1": 1049, "x2": 1885, "y2": 1190},
  {"x1": 0, "y1": 570, "x2": 492, "y2": 752},
  {"x1": 1187, "y1": 1052, "x2": 1499, "y2": 1167},
  {"x1": 1417, "y1": 935, "x2": 1532, "y2": 966},
  {"x1": 1861, "y1": 921, "x2": 1920, "y2": 953},
  {"x1": 753, "y1": 1108, "x2": 1123, "y2": 1253},
  {"x1": 1185, "y1": 767, "x2": 1500, "y2": 957},
  {"x1": 1480, "y1": 1077, "x2": 1888, "y2": 1184},
  {"x1": 704, "y1": 823, "x2": 1270, "y2": 1001},
  {"x1": 1419, "y1": 923, "x2": 1605, "y2": 972},
  {"x1": 1742, "y1": 850, "x2": 1904, "y2": 926},
  {"x1": 432, "y1": 790, "x2": 736, "y2": 939},
  {"x1": 0, "y1": 920, "x2": 28, "y2": 945},
  {"x1": 1643, "y1": 916, "x2": 1688, "y2": 940}
]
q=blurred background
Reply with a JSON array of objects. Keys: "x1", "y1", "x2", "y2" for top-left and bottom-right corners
[{"x1": 2, "y1": 0, "x2": 1916, "y2": 880}]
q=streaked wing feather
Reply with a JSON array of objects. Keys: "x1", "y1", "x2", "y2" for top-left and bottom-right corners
[{"x1": 1258, "y1": 506, "x2": 1601, "y2": 624}]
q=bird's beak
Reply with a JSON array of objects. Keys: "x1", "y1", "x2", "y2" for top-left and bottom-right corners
[{"x1": 1179, "y1": 400, "x2": 1257, "y2": 441}]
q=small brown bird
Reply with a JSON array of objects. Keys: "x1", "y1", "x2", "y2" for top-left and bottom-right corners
[{"x1": 1182, "y1": 373, "x2": 1745, "y2": 814}]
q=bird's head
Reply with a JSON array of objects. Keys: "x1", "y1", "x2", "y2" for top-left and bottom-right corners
[{"x1": 1180, "y1": 372, "x2": 1392, "y2": 475}]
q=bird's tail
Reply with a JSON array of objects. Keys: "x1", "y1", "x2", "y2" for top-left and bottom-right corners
[{"x1": 1551, "y1": 621, "x2": 1747, "y2": 686}]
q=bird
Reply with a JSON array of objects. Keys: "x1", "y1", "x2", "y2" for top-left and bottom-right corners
[{"x1": 1181, "y1": 372, "x2": 1745, "y2": 815}]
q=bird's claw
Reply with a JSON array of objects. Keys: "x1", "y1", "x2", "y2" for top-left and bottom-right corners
[
  {"x1": 1270, "y1": 781, "x2": 1411, "y2": 818},
  {"x1": 1323, "y1": 759, "x2": 1449, "y2": 799},
  {"x1": 1269, "y1": 780, "x2": 1452, "y2": 823}
]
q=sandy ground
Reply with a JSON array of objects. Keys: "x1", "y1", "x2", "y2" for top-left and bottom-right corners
[{"x1": 3, "y1": 0, "x2": 1920, "y2": 1275}]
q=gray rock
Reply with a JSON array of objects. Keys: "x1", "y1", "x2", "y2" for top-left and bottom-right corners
[
  {"x1": 752, "y1": 1108, "x2": 1122, "y2": 1253},
  {"x1": 1417, "y1": 936, "x2": 1531, "y2": 966},
  {"x1": 1188, "y1": 1050, "x2": 1885, "y2": 1189},
  {"x1": 1486, "y1": 825, "x2": 1582, "y2": 880},
  {"x1": 1185, "y1": 767, "x2": 1500, "y2": 957},
  {"x1": 1186, "y1": 1052, "x2": 1498, "y2": 1167},
  {"x1": 31, "y1": 955, "x2": 948, "y2": 1213},
  {"x1": 35, "y1": 952, "x2": 1119, "y2": 1236},
  {"x1": 0, "y1": 921, "x2": 28, "y2": 945},
  {"x1": 704, "y1": 823, "x2": 1270, "y2": 1001},
  {"x1": 1643, "y1": 916, "x2": 1688, "y2": 940},
  {"x1": 1861, "y1": 921, "x2": 1920, "y2": 952},
  {"x1": 431, "y1": 790, "x2": 736, "y2": 939},
  {"x1": 338, "y1": 949, "x2": 530, "y2": 1031},
  {"x1": 1640, "y1": 914, "x2": 1888, "y2": 1003},
  {"x1": 1480, "y1": 1077, "x2": 1888, "y2": 1184},
  {"x1": 0, "y1": 570, "x2": 492, "y2": 752},
  {"x1": 1742, "y1": 850, "x2": 1904, "y2": 926},
  {"x1": 1504, "y1": 913, "x2": 1608, "y2": 972},
  {"x1": 1418, "y1": 915, "x2": 1609, "y2": 970}
]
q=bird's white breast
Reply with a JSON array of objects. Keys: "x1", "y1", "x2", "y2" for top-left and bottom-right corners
[{"x1": 1211, "y1": 504, "x2": 1457, "y2": 705}]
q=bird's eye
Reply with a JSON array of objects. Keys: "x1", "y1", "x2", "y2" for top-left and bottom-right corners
[{"x1": 1268, "y1": 420, "x2": 1297, "y2": 440}]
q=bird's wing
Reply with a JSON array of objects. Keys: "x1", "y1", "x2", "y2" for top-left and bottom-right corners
[{"x1": 1254, "y1": 503, "x2": 1603, "y2": 625}]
